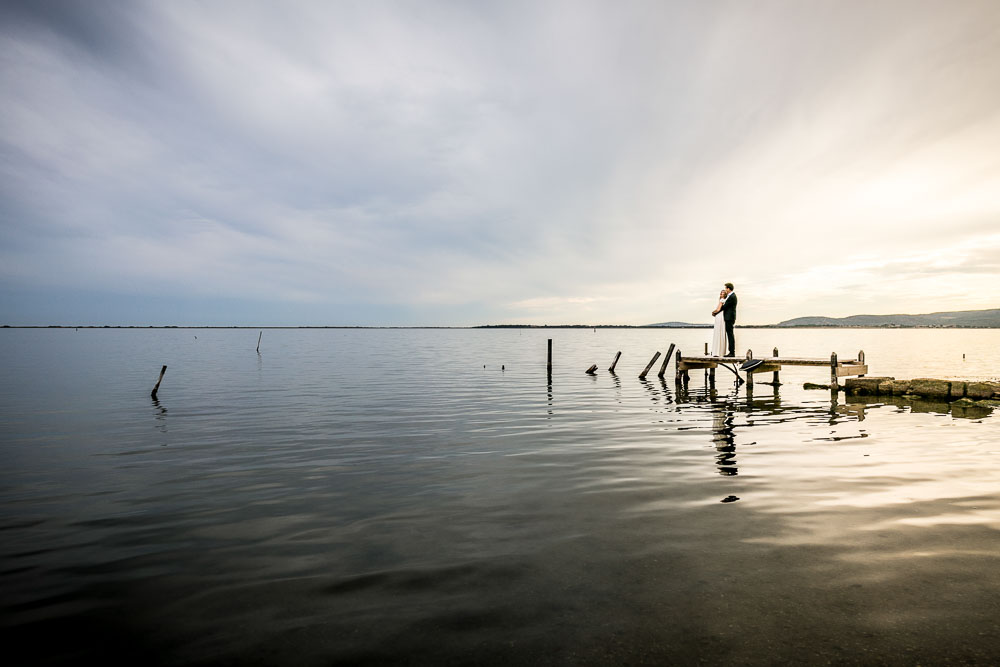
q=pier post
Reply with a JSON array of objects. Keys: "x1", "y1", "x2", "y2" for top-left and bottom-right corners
[
  {"x1": 772, "y1": 347, "x2": 780, "y2": 386},
  {"x1": 709, "y1": 367, "x2": 715, "y2": 387},
  {"x1": 675, "y1": 349, "x2": 682, "y2": 383},
  {"x1": 657, "y1": 343, "x2": 675, "y2": 378},
  {"x1": 609, "y1": 351, "x2": 622, "y2": 373},
  {"x1": 639, "y1": 351, "x2": 661, "y2": 379},
  {"x1": 704, "y1": 342, "x2": 708, "y2": 354}
]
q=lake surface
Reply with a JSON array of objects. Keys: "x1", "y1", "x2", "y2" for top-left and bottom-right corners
[{"x1": 3, "y1": 327, "x2": 1000, "y2": 665}]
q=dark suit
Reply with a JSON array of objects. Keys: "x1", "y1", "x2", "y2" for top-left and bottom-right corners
[{"x1": 721, "y1": 292, "x2": 737, "y2": 357}]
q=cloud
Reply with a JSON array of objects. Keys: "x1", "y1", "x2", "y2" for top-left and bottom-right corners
[{"x1": 2, "y1": 0, "x2": 1000, "y2": 325}]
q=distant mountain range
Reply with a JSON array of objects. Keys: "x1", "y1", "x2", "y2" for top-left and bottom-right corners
[
  {"x1": 774, "y1": 308, "x2": 1000, "y2": 328},
  {"x1": 649, "y1": 308, "x2": 1000, "y2": 328}
]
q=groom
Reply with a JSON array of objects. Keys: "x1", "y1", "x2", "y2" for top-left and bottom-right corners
[{"x1": 721, "y1": 282, "x2": 737, "y2": 357}]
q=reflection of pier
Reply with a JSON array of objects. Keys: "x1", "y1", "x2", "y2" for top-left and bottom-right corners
[{"x1": 675, "y1": 348, "x2": 868, "y2": 392}]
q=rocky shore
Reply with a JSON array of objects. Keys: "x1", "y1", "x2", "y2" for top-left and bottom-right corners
[{"x1": 805, "y1": 376, "x2": 1000, "y2": 403}]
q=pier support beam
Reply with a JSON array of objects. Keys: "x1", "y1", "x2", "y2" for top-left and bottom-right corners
[
  {"x1": 772, "y1": 347, "x2": 780, "y2": 386},
  {"x1": 830, "y1": 352, "x2": 838, "y2": 394}
]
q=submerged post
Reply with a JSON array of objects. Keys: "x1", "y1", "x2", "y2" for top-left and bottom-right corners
[
  {"x1": 609, "y1": 351, "x2": 622, "y2": 373},
  {"x1": 257, "y1": 331, "x2": 262, "y2": 353},
  {"x1": 830, "y1": 352, "x2": 838, "y2": 392},
  {"x1": 151, "y1": 365, "x2": 167, "y2": 399},
  {"x1": 639, "y1": 351, "x2": 661, "y2": 379},
  {"x1": 657, "y1": 343, "x2": 675, "y2": 378},
  {"x1": 772, "y1": 347, "x2": 780, "y2": 386},
  {"x1": 547, "y1": 339, "x2": 552, "y2": 376},
  {"x1": 585, "y1": 364, "x2": 598, "y2": 375}
]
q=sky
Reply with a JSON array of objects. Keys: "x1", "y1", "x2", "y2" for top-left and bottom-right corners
[{"x1": 2, "y1": 0, "x2": 999, "y2": 326}]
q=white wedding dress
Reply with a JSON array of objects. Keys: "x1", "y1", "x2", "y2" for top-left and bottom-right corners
[{"x1": 710, "y1": 299, "x2": 727, "y2": 356}]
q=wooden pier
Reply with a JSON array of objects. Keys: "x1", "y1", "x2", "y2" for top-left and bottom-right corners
[{"x1": 675, "y1": 348, "x2": 868, "y2": 390}]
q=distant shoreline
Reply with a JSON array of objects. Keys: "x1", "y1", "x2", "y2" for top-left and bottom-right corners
[{"x1": 4, "y1": 325, "x2": 1000, "y2": 330}]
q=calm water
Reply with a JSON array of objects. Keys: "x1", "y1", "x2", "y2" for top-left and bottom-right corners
[{"x1": 3, "y1": 327, "x2": 1000, "y2": 665}]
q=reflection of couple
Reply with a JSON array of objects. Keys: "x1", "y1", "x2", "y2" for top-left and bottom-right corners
[{"x1": 710, "y1": 282, "x2": 737, "y2": 357}]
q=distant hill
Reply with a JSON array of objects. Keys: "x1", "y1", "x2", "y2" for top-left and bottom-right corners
[
  {"x1": 776, "y1": 308, "x2": 1000, "y2": 328},
  {"x1": 647, "y1": 321, "x2": 712, "y2": 328}
]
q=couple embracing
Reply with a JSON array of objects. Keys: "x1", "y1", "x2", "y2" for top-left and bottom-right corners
[{"x1": 710, "y1": 283, "x2": 737, "y2": 357}]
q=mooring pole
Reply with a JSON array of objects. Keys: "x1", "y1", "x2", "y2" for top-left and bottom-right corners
[
  {"x1": 657, "y1": 343, "x2": 675, "y2": 378},
  {"x1": 772, "y1": 347, "x2": 780, "y2": 386},
  {"x1": 257, "y1": 331, "x2": 262, "y2": 353},
  {"x1": 609, "y1": 351, "x2": 622, "y2": 373},
  {"x1": 547, "y1": 339, "x2": 552, "y2": 377},
  {"x1": 639, "y1": 351, "x2": 661, "y2": 379},
  {"x1": 675, "y1": 349, "x2": 682, "y2": 383},
  {"x1": 151, "y1": 365, "x2": 167, "y2": 399}
]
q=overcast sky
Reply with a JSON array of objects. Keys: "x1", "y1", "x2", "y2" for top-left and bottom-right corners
[{"x1": 2, "y1": 0, "x2": 999, "y2": 326}]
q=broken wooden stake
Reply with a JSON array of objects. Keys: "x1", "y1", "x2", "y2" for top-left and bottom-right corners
[
  {"x1": 151, "y1": 365, "x2": 167, "y2": 399},
  {"x1": 257, "y1": 331, "x2": 262, "y2": 353},
  {"x1": 585, "y1": 364, "x2": 598, "y2": 375},
  {"x1": 609, "y1": 351, "x2": 622, "y2": 373},
  {"x1": 639, "y1": 351, "x2": 661, "y2": 379},
  {"x1": 657, "y1": 343, "x2": 676, "y2": 378}
]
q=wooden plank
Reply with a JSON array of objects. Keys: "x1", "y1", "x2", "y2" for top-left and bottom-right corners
[
  {"x1": 678, "y1": 361, "x2": 717, "y2": 371},
  {"x1": 679, "y1": 355, "x2": 859, "y2": 367},
  {"x1": 836, "y1": 364, "x2": 868, "y2": 377}
]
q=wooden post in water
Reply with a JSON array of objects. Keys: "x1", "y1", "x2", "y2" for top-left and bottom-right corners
[
  {"x1": 639, "y1": 351, "x2": 661, "y2": 379},
  {"x1": 704, "y1": 342, "x2": 708, "y2": 355},
  {"x1": 657, "y1": 343, "x2": 675, "y2": 378},
  {"x1": 257, "y1": 331, "x2": 262, "y2": 353},
  {"x1": 675, "y1": 348, "x2": 682, "y2": 382},
  {"x1": 609, "y1": 351, "x2": 622, "y2": 373},
  {"x1": 547, "y1": 339, "x2": 552, "y2": 376},
  {"x1": 772, "y1": 347, "x2": 780, "y2": 386},
  {"x1": 585, "y1": 364, "x2": 598, "y2": 375},
  {"x1": 151, "y1": 365, "x2": 167, "y2": 399},
  {"x1": 830, "y1": 352, "x2": 838, "y2": 392}
]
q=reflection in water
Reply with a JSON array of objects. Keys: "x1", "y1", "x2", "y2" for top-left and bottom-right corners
[
  {"x1": 711, "y1": 405, "x2": 738, "y2": 476},
  {"x1": 546, "y1": 378, "x2": 553, "y2": 417},
  {"x1": 671, "y1": 381, "x2": 880, "y2": 477},
  {"x1": 151, "y1": 397, "x2": 167, "y2": 435}
]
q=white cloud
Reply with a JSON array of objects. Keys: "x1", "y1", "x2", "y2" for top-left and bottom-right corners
[{"x1": 2, "y1": 0, "x2": 1000, "y2": 325}]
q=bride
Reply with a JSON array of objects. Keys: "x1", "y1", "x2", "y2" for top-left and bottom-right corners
[{"x1": 710, "y1": 288, "x2": 727, "y2": 356}]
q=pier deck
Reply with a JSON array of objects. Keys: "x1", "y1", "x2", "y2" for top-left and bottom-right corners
[{"x1": 675, "y1": 349, "x2": 868, "y2": 387}]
